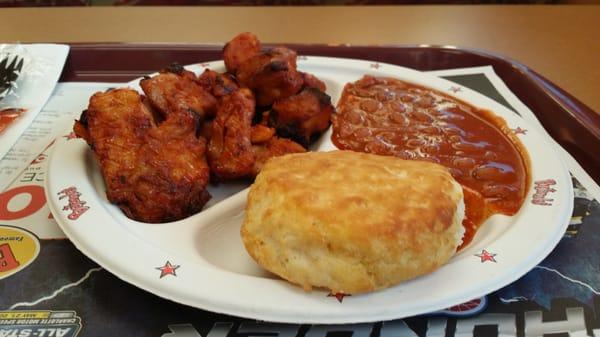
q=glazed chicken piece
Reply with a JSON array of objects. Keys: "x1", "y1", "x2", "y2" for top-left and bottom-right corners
[
  {"x1": 252, "y1": 136, "x2": 306, "y2": 175},
  {"x1": 250, "y1": 124, "x2": 276, "y2": 143},
  {"x1": 223, "y1": 32, "x2": 261, "y2": 74},
  {"x1": 73, "y1": 88, "x2": 211, "y2": 223},
  {"x1": 207, "y1": 89, "x2": 306, "y2": 180},
  {"x1": 235, "y1": 47, "x2": 303, "y2": 107},
  {"x1": 248, "y1": 124, "x2": 306, "y2": 175},
  {"x1": 197, "y1": 69, "x2": 239, "y2": 98},
  {"x1": 207, "y1": 88, "x2": 256, "y2": 180},
  {"x1": 300, "y1": 72, "x2": 327, "y2": 92},
  {"x1": 140, "y1": 66, "x2": 217, "y2": 120},
  {"x1": 270, "y1": 87, "x2": 334, "y2": 147}
]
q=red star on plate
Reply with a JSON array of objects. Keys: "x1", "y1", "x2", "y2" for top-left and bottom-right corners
[
  {"x1": 200, "y1": 62, "x2": 211, "y2": 67},
  {"x1": 512, "y1": 127, "x2": 528, "y2": 135},
  {"x1": 475, "y1": 249, "x2": 497, "y2": 263},
  {"x1": 449, "y1": 86, "x2": 462, "y2": 93},
  {"x1": 64, "y1": 131, "x2": 78, "y2": 140},
  {"x1": 156, "y1": 261, "x2": 180, "y2": 278},
  {"x1": 327, "y1": 292, "x2": 351, "y2": 303},
  {"x1": 370, "y1": 62, "x2": 381, "y2": 69}
]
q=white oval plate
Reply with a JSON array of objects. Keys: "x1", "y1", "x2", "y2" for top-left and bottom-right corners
[{"x1": 46, "y1": 56, "x2": 573, "y2": 324}]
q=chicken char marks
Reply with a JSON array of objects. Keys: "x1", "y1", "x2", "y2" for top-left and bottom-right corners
[
  {"x1": 197, "y1": 69, "x2": 239, "y2": 98},
  {"x1": 208, "y1": 88, "x2": 257, "y2": 180},
  {"x1": 270, "y1": 88, "x2": 333, "y2": 147},
  {"x1": 140, "y1": 65, "x2": 217, "y2": 120},
  {"x1": 74, "y1": 88, "x2": 211, "y2": 223},
  {"x1": 223, "y1": 32, "x2": 334, "y2": 147},
  {"x1": 235, "y1": 47, "x2": 303, "y2": 107},
  {"x1": 207, "y1": 88, "x2": 306, "y2": 180}
]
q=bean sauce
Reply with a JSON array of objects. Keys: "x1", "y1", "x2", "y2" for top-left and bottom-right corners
[{"x1": 332, "y1": 76, "x2": 530, "y2": 249}]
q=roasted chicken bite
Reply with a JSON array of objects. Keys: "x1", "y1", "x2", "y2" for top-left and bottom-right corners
[
  {"x1": 252, "y1": 136, "x2": 306, "y2": 175},
  {"x1": 250, "y1": 124, "x2": 276, "y2": 143},
  {"x1": 223, "y1": 32, "x2": 261, "y2": 74},
  {"x1": 235, "y1": 47, "x2": 303, "y2": 107},
  {"x1": 207, "y1": 88, "x2": 306, "y2": 180},
  {"x1": 270, "y1": 87, "x2": 334, "y2": 147},
  {"x1": 207, "y1": 88, "x2": 256, "y2": 180},
  {"x1": 197, "y1": 69, "x2": 239, "y2": 98},
  {"x1": 249, "y1": 124, "x2": 306, "y2": 174},
  {"x1": 140, "y1": 66, "x2": 217, "y2": 120},
  {"x1": 73, "y1": 88, "x2": 211, "y2": 223},
  {"x1": 300, "y1": 72, "x2": 327, "y2": 92}
]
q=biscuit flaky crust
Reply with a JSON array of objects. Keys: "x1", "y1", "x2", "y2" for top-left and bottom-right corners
[{"x1": 241, "y1": 150, "x2": 465, "y2": 294}]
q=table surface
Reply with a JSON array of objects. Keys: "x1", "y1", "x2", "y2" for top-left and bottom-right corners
[{"x1": 2, "y1": 5, "x2": 599, "y2": 114}]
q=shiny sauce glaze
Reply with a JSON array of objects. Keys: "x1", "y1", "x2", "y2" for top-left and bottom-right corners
[{"x1": 332, "y1": 76, "x2": 530, "y2": 249}]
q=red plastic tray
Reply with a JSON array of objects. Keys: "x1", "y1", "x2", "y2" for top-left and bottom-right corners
[{"x1": 60, "y1": 43, "x2": 600, "y2": 182}]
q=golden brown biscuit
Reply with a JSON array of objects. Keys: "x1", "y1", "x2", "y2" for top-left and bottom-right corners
[{"x1": 241, "y1": 150, "x2": 465, "y2": 294}]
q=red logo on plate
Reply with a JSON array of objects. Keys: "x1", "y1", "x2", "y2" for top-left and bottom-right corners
[
  {"x1": 532, "y1": 179, "x2": 557, "y2": 206},
  {"x1": 57, "y1": 186, "x2": 90, "y2": 220}
]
